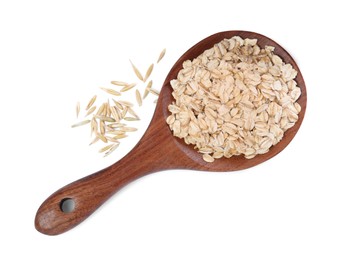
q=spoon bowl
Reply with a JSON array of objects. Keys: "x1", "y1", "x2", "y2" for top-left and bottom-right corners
[{"x1": 35, "y1": 30, "x2": 307, "y2": 235}]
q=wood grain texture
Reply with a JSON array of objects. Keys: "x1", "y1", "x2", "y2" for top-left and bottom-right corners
[{"x1": 35, "y1": 30, "x2": 307, "y2": 235}]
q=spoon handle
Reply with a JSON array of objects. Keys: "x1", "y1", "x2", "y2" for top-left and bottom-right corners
[
  {"x1": 34, "y1": 151, "x2": 150, "y2": 235},
  {"x1": 34, "y1": 113, "x2": 180, "y2": 235}
]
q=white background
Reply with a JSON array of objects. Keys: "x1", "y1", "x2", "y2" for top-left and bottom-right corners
[{"x1": 1, "y1": 0, "x2": 343, "y2": 259}]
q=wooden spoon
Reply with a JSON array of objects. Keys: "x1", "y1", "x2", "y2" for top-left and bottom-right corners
[{"x1": 35, "y1": 30, "x2": 307, "y2": 235}]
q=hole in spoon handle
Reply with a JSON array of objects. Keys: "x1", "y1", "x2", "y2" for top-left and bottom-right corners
[{"x1": 60, "y1": 198, "x2": 75, "y2": 213}]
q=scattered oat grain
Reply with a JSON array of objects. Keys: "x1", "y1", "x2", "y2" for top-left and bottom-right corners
[
  {"x1": 111, "y1": 81, "x2": 128, "y2": 86},
  {"x1": 104, "y1": 143, "x2": 119, "y2": 157},
  {"x1": 135, "y1": 89, "x2": 142, "y2": 106},
  {"x1": 86, "y1": 95, "x2": 97, "y2": 110},
  {"x1": 144, "y1": 64, "x2": 154, "y2": 82},
  {"x1": 149, "y1": 88, "x2": 160, "y2": 96},
  {"x1": 71, "y1": 120, "x2": 91, "y2": 128},
  {"x1": 100, "y1": 87, "x2": 121, "y2": 96},
  {"x1": 85, "y1": 106, "x2": 97, "y2": 117},
  {"x1": 124, "y1": 117, "x2": 140, "y2": 121},
  {"x1": 157, "y1": 48, "x2": 166, "y2": 63},
  {"x1": 76, "y1": 102, "x2": 80, "y2": 118},
  {"x1": 129, "y1": 60, "x2": 144, "y2": 81},
  {"x1": 143, "y1": 80, "x2": 153, "y2": 99},
  {"x1": 99, "y1": 143, "x2": 116, "y2": 153},
  {"x1": 120, "y1": 83, "x2": 137, "y2": 92}
]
